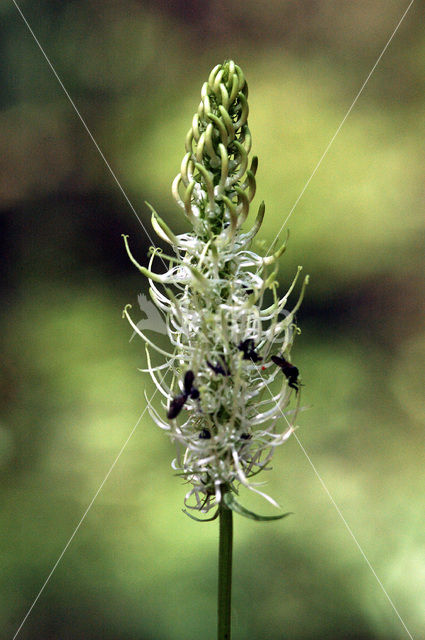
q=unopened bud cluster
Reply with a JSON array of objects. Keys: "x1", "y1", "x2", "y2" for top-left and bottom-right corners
[{"x1": 124, "y1": 61, "x2": 308, "y2": 519}]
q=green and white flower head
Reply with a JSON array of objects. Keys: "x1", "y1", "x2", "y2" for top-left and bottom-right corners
[{"x1": 123, "y1": 60, "x2": 308, "y2": 520}]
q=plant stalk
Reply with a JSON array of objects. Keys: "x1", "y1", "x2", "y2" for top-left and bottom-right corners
[{"x1": 218, "y1": 498, "x2": 233, "y2": 640}]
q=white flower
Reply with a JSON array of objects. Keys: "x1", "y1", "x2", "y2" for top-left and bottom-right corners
[{"x1": 124, "y1": 60, "x2": 308, "y2": 520}]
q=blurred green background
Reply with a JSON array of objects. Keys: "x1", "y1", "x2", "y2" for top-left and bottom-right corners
[{"x1": 1, "y1": 1, "x2": 424, "y2": 639}]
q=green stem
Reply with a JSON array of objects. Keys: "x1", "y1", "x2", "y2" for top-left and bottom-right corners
[{"x1": 218, "y1": 497, "x2": 233, "y2": 640}]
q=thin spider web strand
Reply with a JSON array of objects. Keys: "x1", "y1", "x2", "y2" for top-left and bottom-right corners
[
  {"x1": 10, "y1": 0, "x2": 167, "y2": 269},
  {"x1": 10, "y1": 2, "x2": 416, "y2": 638},
  {"x1": 257, "y1": 368, "x2": 414, "y2": 640},
  {"x1": 263, "y1": 0, "x2": 415, "y2": 258},
  {"x1": 8, "y1": 3, "x2": 173, "y2": 636},
  {"x1": 11, "y1": 400, "x2": 155, "y2": 640},
  {"x1": 291, "y1": 431, "x2": 414, "y2": 640}
]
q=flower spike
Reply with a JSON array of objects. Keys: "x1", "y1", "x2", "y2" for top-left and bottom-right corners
[{"x1": 124, "y1": 61, "x2": 308, "y2": 517}]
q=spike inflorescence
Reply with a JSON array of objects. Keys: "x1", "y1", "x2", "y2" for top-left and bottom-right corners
[{"x1": 124, "y1": 61, "x2": 308, "y2": 519}]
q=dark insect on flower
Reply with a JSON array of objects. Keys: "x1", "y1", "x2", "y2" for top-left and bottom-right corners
[
  {"x1": 167, "y1": 394, "x2": 187, "y2": 420},
  {"x1": 238, "y1": 339, "x2": 262, "y2": 363},
  {"x1": 271, "y1": 355, "x2": 301, "y2": 393},
  {"x1": 183, "y1": 370, "x2": 200, "y2": 399},
  {"x1": 167, "y1": 370, "x2": 200, "y2": 419},
  {"x1": 199, "y1": 428, "x2": 211, "y2": 439},
  {"x1": 207, "y1": 360, "x2": 230, "y2": 376},
  {"x1": 242, "y1": 287, "x2": 254, "y2": 295}
]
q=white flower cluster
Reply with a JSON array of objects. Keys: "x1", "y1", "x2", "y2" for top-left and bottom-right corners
[{"x1": 123, "y1": 61, "x2": 308, "y2": 519}]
